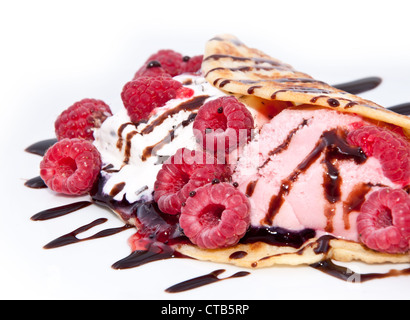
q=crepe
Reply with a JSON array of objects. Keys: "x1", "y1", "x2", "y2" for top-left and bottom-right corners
[
  {"x1": 202, "y1": 34, "x2": 410, "y2": 131},
  {"x1": 173, "y1": 34, "x2": 410, "y2": 268}
]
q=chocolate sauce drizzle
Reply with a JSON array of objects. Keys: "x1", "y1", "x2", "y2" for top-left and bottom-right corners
[
  {"x1": 44, "y1": 218, "x2": 133, "y2": 249},
  {"x1": 116, "y1": 95, "x2": 208, "y2": 164},
  {"x1": 332, "y1": 77, "x2": 382, "y2": 95},
  {"x1": 204, "y1": 52, "x2": 386, "y2": 110},
  {"x1": 311, "y1": 259, "x2": 410, "y2": 283},
  {"x1": 165, "y1": 269, "x2": 250, "y2": 293},
  {"x1": 25, "y1": 139, "x2": 57, "y2": 156},
  {"x1": 262, "y1": 129, "x2": 367, "y2": 226},
  {"x1": 31, "y1": 201, "x2": 92, "y2": 221},
  {"x1": 24, "y1": 176, "x2": 47, "y2": 189},
  {"x1": 388, "y1": 102, "x2": 410, "y2": 115}
]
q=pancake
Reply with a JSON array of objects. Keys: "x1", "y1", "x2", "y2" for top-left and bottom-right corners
[{"x1": 202, "y1": 34, "x2": 410, "y2": 132}]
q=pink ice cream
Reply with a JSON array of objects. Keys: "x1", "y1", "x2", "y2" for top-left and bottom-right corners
[{"x1": 233, "y1": 107, "x2": 402, "y2": 241}]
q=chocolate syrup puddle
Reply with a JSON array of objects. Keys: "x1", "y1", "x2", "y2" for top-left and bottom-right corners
[
  {"x1": 44, "y1": 218, "x2": 133, "y2": 249},
  {"x1": 165, "y1": 269, "x2": 250, "y2": 293},
  {"x1": 241, "y1": 227, "x2": 316, "y2": 248},
  {"x1": 112, "y1": 241, "x2": 176, "y2": 269},
  {"x1": 25, "y1": 138, "x2": 57, "y2": 156},
  {"x1": 31, "y1": 201, "x2": 92, "y2": 221},
  {"x1": 25, "y1": 176, "x2": 47, "y2": 189}
]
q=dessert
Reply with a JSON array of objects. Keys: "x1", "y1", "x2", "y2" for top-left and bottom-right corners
[{"x1": 26, "y1": 35, "x2": 410, "y2": 287}]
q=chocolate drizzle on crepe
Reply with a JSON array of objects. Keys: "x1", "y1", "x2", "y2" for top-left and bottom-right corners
[{"x1": 202, "y1": 34, "x2": 410, "y2": 131}]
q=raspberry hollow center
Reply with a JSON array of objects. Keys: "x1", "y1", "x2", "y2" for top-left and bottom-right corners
[
  {"x1": 199, "y1": 204, "x2": 225, "y2": 227},
  {"x1": 376, "y1": 207, "x2": 393, "y2": 229},
  {"x1": 207, "y1": 113, "x2": 227, "y2": 132},
  {"x1": 57, "y1": 157, "x2": 77, "y2": 177}
]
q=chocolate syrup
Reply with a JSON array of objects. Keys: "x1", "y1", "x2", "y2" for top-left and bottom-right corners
[
  {"x1": 342, "y1": 183, "x2": 372, "y2": 229},
  {"x1": 31, "y1": 201, "x2": 92, "y2": 221},
  {"x1": 24, "y1": 176, "x2": 47, "y2": 189},
  {"x1": 117, "y1": 96, "x2": 208, "y2": 164},
  {"x1": 165, "y1": 269, "x2": 250, "y2": 293},
  {"x1": 140, "y1": 95, "x2": 209, "y2": 135},
  {"x1": 388, "y1": 102, "x2": 410, "y2": 115},
  {"x1": 240, "y1": 226, "x2": 316, "y2": 248},
  {"x1": 245, "y1": 180, "x2": 258, "y2": 197},
  {"x1": 229, "y1": 251, "x2": 248, "y2": 259},
  {"x1": 271, "y1": 87, "x2": 332, "y2": 100},
  {"x1": 332, "y1": 77, "x2": 382, "y2": 95},
  {"x1": 25, "y1": 138, "x2": 57, "y2": 156},
  {"x1": 44, "y1": 218, "x2": 132, "y2": 249},
  {"x1": 258, "y1": 118, "x2": 309, "y2": 170},
  {"x1": 109, "y1": 182, "x2": 126, "y2": 197},
  {"x1": 262, "y1": 129, "x2": 366, "y2": 225},
  {"x1": 311, "y1": 259, "x2": 410, "y2": 283},
  {"x1": 112, "y1": 241, "x2": 176, "y2": 269},
  {"x1": 203, "y1": 54, "x2": 284, "y2": 67}
]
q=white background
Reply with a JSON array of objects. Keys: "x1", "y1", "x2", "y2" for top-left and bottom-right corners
[{"x1": 0, "y1": 0, "x2": 409, "y2": 300}]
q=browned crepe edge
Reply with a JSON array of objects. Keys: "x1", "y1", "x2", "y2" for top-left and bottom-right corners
[{"x1": 202, "y1": 34, "x2": 410, "y2": 131}]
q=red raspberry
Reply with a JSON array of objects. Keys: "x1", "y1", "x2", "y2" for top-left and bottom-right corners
[
  {"x1": 181, "y1": 55, "x2": 203, "y2": 74},
  {"x1": 133, "y1": 60, "x2": 172, "y2": 79},
  {"x1": 55, "y1": 98, "x2": 112, "y2": 141},
  {"x1": 40, "y1": 138, "x2": 102, "y2": 195},
  {"x1": 121, "y1": 76, "x2": 182, "y2": 123},
  {"x1": 154, "y1": 148, "x2": 231, "y2": 215},
  {"x1": 179, "y1": 182, "x2": 251, "y2": 249},
  {"x1": 136, "y1": 50, "x2": 184, "y2": 78},
  {"x1": 357, "y1": 188, "x2": 410, "y2": 254},
  {"x1": 193, "y1": 96, "x2": 255, "y2": 153},
  {"x1": 347, "y1": 125, "x2": 410, "y2": 186}
]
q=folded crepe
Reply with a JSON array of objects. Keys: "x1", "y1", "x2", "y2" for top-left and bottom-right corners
[{"x1": 173, "y1": 34, "x2": 410, "y2": 268}]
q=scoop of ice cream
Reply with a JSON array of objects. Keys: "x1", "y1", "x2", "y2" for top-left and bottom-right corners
[{"x1": 233, "y1": 107, "x2": 402, "y2": 241}]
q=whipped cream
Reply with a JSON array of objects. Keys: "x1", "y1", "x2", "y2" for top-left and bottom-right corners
[{"x1": 93, "y1": 74, "x2": 227, "y2": 203}]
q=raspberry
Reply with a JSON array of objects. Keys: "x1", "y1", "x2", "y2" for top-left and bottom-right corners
[
  {"x1": 136, "y1": 50, "x2": 184, "y2": 78},
  {"x1": 179, "y1": 182, "x2": 251, "y2": 249},
  {"x1": 193, "y1": 96, "x2": 255, "y2": 153},
  {"x1": 133, "y1": 60, "x2": 172, "y2": 79},
  {"x1": 134, "y1": 51, "x2": 203, "y2": 79},
  {"x1": 154, "y1": 148, "x2": 231, "y2": 215},
  {"x1": 54, "y1": 98, "x2": 112, "y2": 141},
  {"x1": 40, "y1": 138, "x2": 102, "y2": 195},
  {"x1": 347, "y1": 125, "x2": 410, "y2": 186},
  {"x1": 357, "y1": 188, "x2": 410, "y2": 254},
  {"x1": 181, "y1": 55, "x2": 203, "y2": 74},
  {"x1": 121, "y1": 76, "x2": 182, "y2": 123}
]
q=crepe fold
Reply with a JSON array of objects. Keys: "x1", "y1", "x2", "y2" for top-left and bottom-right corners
[
  {"x1": 202, "y1": 34, "x2": 410, "y2": 131},
  {"x1": 173, "y1": 34, "x2": 410, "y2": 268}
]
